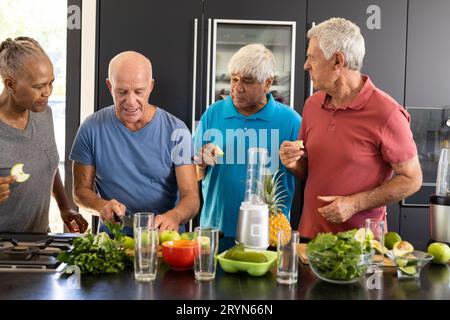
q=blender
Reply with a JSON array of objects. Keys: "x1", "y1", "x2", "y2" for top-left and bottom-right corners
[
  {"x1": 429, "y1": 148, "x2": 450, "y2": 244},
  {"x1": 235, "y1": 148, "x2": 269, "y2": 250}
]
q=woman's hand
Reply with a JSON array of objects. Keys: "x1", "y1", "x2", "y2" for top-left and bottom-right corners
[{"x1": 60, "y1": 208, "x2": 89, "y2": 233}]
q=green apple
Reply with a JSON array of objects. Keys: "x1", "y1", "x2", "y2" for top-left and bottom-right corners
[
  {"x1": 10, "y1": 163, "x2": 30, "y2": 183},
  {"x1": 180, "y1": 232, "x2": 196, "y2": 240},
  {"x1": 122, "y1": 236, "x2": 135, "y2": 250},
  {"x1": 427, "y1": 242, "x2": 450, "y2": 264},
  {"x1": 159, "y1": 230, "x2": 181, "y2": 243}
]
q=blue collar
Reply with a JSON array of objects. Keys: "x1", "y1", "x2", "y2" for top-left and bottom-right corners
[{"x1": 222, "y1": 93, "x2": 276, "y2": 122}]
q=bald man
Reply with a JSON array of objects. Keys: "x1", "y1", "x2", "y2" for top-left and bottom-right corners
[{"x1": 70, "y1": 51, "x2": 199, "y2": 235}]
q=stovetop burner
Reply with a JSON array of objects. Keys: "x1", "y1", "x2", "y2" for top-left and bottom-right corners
[{"x1": 0, "y1": 232, "x2": 81, "y2": 272}]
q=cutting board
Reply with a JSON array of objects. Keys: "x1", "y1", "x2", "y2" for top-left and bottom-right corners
[{"x1": 296, "y1": 243, "x2": 396, "y2": 267}]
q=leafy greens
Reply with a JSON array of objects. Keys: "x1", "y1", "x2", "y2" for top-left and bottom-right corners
[
  {"x1": 307, "y1": 229, "x2": 372, "y2": 281},
  {"x1": 57, "y1": 222, "x2": 133, "y2": 274}
]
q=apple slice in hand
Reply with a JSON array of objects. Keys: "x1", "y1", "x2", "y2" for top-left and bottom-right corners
[
  {"x1": 214, "y1": 145, "x2": 224, "y2": 157},
  {"x1": 10, "y1": 163, "x2": 31, "y2": 183}
]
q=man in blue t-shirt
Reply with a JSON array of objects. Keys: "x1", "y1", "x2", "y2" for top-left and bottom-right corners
[
  {"x1": 70, "y1": 51, "x2": 199, "y2": 235},
  {"x1": 194, "y1": 44, "x2": 302, "y2": 237}
]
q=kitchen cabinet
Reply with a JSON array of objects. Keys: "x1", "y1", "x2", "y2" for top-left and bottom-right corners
[
  {"x1": 400, "y1": 207, "x2": 431, "y2": 251},
  {"x1": 400, "y1": 0, "x2": 450, "y2": 249},
  {"x1": 307, "y1": 0, "x2": 408, "y2": 105},
  {"x1": 96, "y1": 0, "x2": 203, "y2": 130},
  {"x1": 404, "y1": 0, "x2": 450, "y2": 206},
  {"x1": 405, "y1": 0, "x2": 450, "y2": 109}
]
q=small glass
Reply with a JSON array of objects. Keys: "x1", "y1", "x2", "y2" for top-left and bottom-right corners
[
  {"x1": 134, "y1": 212, "x2": 158, "y2": 282},
  {"x1": 277, "y1": 229, "x2": 300, "y2": 285},
  {"x1": 386, "y1": 250, "x2": 433, "y2": 279},
  {"x1": 194, "y1": 227, "x2": 219, "y2": 281}
]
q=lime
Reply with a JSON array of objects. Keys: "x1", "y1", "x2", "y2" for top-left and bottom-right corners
[
  {"x1": 427, "y1": 242, "x2": 450, "y2": 264},
  {"x1": 395, "y1": 257, "x2": 408, "y2": 267},
  {"x1": 385, "y1": 232, "x2": 402, "y2": 250},
  {"x1": 354, "y1": 228, "x2": 374, "y2": 243},
  {"x1": 393, "y1": 241, "x2": 414, "y2": 257},
  {"x1": 399, "y1": 266, "x2": 417, "y2": 275}
]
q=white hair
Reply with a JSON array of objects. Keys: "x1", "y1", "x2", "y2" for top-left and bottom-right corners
[
  {"x1": 307, "y1": 17, "x2": 365, "y2": 71},
  {"x1": 227, "y1": 44, "x2": 275, "y2": 83}
]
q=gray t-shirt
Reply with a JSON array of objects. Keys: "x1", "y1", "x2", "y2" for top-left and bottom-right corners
[{"x1": 0, "y1": 107, "x2": 59, "y2": 232}]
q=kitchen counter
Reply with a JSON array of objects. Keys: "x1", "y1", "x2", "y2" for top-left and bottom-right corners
[{"x1": 0, "y1": 237, "x2": 449, "y2": 300}]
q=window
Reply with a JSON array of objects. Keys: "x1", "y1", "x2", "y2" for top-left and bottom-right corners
[{"x1": 0, "y1": 0, "x2": 68, "y2": 232}]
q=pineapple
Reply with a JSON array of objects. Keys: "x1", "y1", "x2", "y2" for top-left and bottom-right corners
[{"x1": 264, "y1": 170, "x2": 291, "y2": 247}]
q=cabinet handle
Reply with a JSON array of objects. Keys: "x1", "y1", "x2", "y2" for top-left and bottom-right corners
[
  {"x1": 206, "y1": 18, "x2": 212, "y2": 107},
  {"x1": 191, "y1": 18, "x2": 198, "y2": 132},
  {"x1": 308, "y1": 21, "x2": 315, "y2": 98}
]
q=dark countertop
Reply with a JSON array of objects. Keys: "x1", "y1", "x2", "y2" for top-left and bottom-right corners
[{"x1": 0, "y1": 237, "x2": 449, "y2": 300}]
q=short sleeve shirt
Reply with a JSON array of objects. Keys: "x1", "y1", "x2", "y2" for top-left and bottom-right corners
[
  {"x1": 299, "y1": 76, "x2": 417, "y2": 238},
  {"x1": 194, "y1": 94, "x2": 302, "y2": 237},
  {"x1": 0, "y1": 107, "x2": 59, "y2": 232},
  {"x1": 70, "y1": 106, "x2": 193, "y2": 234}
]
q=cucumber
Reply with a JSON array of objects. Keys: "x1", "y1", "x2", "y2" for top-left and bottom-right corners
[
  {"x1": 224, "y1": 244, "x2": 245, "y2": 260},
  {"x1": 230, "y1": 251, "x2": 268, "y2": 263}
]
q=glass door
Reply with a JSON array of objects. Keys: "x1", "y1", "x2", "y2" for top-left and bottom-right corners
[
  {"x1": 403, "y1": 107, "x2": 450, "y2": 206},
  {"x1": 209, "y1": 19, "x2": 296, "y2": 107}
]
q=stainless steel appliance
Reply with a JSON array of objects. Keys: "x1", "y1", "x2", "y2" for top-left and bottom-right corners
[
  {"x1": 429, "y1": 148, "x2": 450, "y2": 244},
  {"x1": 0, "y1": 233, "x2": 77, "y2": 272},
  {"x1": 235, "y1": 148, "x2": 269, "y2": 250}
]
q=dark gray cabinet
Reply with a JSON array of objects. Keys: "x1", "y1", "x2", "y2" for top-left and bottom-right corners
[
  {"x1": 96, "y1": 0, "x2": 203, "y2": 130},
  {"x1": 400, "y1": 0, "x2": 450, "y2": 249},
  {"x1": 405, "y1": 0, "x2": 450, "y2": 109},
  {"x1": 400, "y1": 207, "x2": 431, "y2": 251},
  {"x1": 307, "y1": 0, "x2": 408, "y2": 105}
]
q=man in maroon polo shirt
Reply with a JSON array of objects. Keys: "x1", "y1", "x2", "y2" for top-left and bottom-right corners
[{"x1": 279, "y1": 18, "x2": 422, "y2": 239}]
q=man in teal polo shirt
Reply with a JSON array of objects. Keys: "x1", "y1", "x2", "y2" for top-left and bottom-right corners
[{"x1": 194, "y1": 44, "x2": 302, "y2": 237}]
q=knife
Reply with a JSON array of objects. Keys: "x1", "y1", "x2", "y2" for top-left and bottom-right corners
[{"x1": 113, "y1": 211, "x2": 134, "y2": 228}]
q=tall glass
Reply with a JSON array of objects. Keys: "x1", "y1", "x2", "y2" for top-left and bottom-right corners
[
  {"x1": 134, "y1": 212, "x2": 158, "y2": 282},
  {"x1": 277, "y1": 230, "x2": 300, "y2": 285},
  {"x1": 365, "y1": 218, "x2": 385, "y2": 273},
  {"x1": 194, "y1": 227, "x2": 219, "y2": 281},
  {"x1": 436, "y1": 148, "x2": 450, "y2": 196}
]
